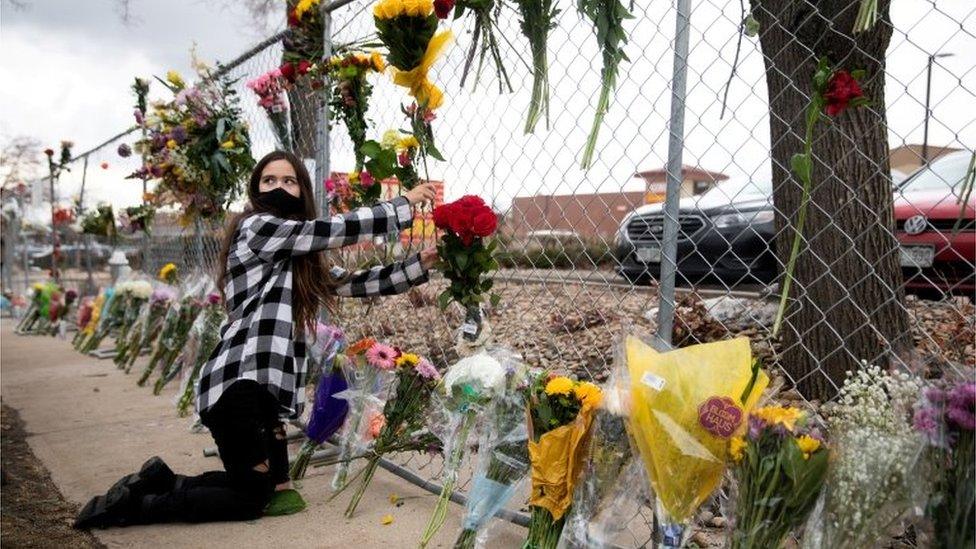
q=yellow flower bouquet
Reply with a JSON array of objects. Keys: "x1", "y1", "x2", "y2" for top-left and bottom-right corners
[
  {"x1": 623, "y1": 336, "x2": 768, "y2": 547},
  {"x1": 524, "y1": 373, "x2": 603, "y2": 549}
]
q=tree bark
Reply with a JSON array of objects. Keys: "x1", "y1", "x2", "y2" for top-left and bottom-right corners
[{"x1": 750, "y1": 0, "x2": 911, "y2": 400}]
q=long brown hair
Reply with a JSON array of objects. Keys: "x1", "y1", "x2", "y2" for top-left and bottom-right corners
[{"x1": 216, "y1": 150, "x2": 338, "y2": 337}]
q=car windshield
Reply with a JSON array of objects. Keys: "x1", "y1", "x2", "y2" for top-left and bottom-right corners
[{"x1": 899, "y1": 152, "x2": 973, "y2": 194}]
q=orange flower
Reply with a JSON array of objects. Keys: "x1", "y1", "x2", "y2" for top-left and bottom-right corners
[
  {"x1": 347, "y1": 337, "x2": 377, "y2": 356},
  {"x1": 368, "y1": 412, "x2": 386, "y2": 439}
]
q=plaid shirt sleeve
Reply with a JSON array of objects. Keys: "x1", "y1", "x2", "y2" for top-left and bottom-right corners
[
  {"x1": 245, "y1": 196, "x2": 413, "y2": 261},
  {"x1": 331, "y1": 253, "x2": 430, "y2": 297}
]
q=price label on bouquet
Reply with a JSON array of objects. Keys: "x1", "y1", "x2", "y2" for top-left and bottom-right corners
[
  {"x1": 461, "y1": 322, "x2": 478, "y2": 336},
  {"x1": 697, "y1": 396, "x2": 743, "y2": 438},
  {"x1": 641, "y1": 371, "x2": 666, "y2": 391}
]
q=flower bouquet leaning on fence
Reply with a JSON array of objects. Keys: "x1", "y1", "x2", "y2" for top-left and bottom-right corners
[
  {"x1": 73, "y1": 296, "x2": 96, "y2": 346},
  {"x1": 174, "y1": 293, "x2": 226, "y2": 417},
  {"x1": 113, "y1": 278, "x2": 154, "y2": 363},
  {"x1": 623, "y1": 336, "x2": 768, "y2": 548},
  {"x1": 78, "y1": 279, "x2": 135, "y2": 353},
  {"x1": 419, "y1": 351, "x2": 509, "y2": 546},
  {"x1": 327, "y1": 51, "x2": 385, "y2": 172},
  {"x1": 453, "y1": 349, "x2": 530, "y2": 549},
  {"x1": 432, "y1": 196, "x2": 499, "y2": 348},
  {"x1": 118, "y1": 204, "x2": 155, "y2": 236},
  {"x1": 144, "y1": 274, "x2": 209, "y2": 390},
  {"x1": 16, "y1": 282, "x2": 52, "y2": 334},
  {"x1": 330, "y1": 338, "x2": 399, "y2": 492},
  {"x1": 802, "y1": 364, "x2": 927, "y2": 548},
  {"x1": 80, "y1": 204, "x2": 116, "y2": 240},
  {"x1": 523, "y1": 373, "x2": 603, "y2": 549},
  {"x1": 47, "y1": 289, "x2": 78, "y2": 337},
  {"x1": 726, "y1": 406, "x2": 828, "y2": 549},
  {"x1": 74, "y1": 288, "x2": 110, "y2": 349},
  {"x1": 557, "y1": 358, "x2": 642, "y2": 549},
  {"x1": 914, "y1": 381, "x2": 974, "y2": 549},
  {"x1": 290, "y1": 323, "x2": 350, "y2": 481},
  {"x1": 339, "y1": 348, "x2": 442, "y2": 518},
  {"x1": 119, "y1": 286, "x2": 177, "y2": 372}
]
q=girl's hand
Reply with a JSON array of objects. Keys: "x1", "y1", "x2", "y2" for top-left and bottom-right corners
[
  {"x1": 405, "y1": 183, "x2": 437, "y2": 207},
  {"x1": 420, "y1": 247, "x2": 439, "y2": 270}
]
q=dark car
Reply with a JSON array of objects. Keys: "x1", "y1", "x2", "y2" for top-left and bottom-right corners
[
  {"x1": 615, "y1": 178, "x2": 777, "y2": 286},
  {"x1": 894, "y1": 151, "x2": 975, "y2": 295}
]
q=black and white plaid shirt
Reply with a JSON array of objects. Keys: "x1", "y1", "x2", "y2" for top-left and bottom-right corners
[{"x1": 197, "y1": 197, "x2": 428, "y2": 419}]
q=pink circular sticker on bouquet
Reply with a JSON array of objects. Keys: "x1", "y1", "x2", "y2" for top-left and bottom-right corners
[{"x1": 698, "y1": 396, "x2": 743, "y2": 438}]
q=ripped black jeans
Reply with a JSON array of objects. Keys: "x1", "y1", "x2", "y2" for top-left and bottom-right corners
[{"x1": 140, "y1": 380, "x2": 289, "y2": 523}]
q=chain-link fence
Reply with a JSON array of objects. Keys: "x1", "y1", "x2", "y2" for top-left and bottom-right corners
[{"x1": 3, "y1": 0, "x2": 974, "y2": 544}]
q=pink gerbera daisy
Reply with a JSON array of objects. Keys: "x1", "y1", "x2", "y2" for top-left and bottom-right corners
[
  {"x1": 366, "y1": 342, "x2": 398, "y2": 371},
  {"x1": 414, "y1": 357, "x2": 441, "y2": 381}
]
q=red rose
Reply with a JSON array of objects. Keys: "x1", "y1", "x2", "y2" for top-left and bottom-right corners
[
  {"x1": 434, "y1": 0, "x2": 455, "y2": 19},
  {"x1": 297, "y1": 60, "x2": 313, "y2": 75},
  {"x1": 287, "y1": 9, "x2": 300, "y2": 27},
  {"x1": 471, "y1": 210, "x2": 497, "y2": 237},
  {"x1": 44, "y1": 148, "x2": 54, "y2": 157},
  {"x1": 432, "y1": 203, "x2": 454, "y2": 230},
  {"x1": 823, "y1": 70, "x2": 864, "y2": 117},
  {"x1": 279, "y1": 62, "x2": 297, "y2": 83}
]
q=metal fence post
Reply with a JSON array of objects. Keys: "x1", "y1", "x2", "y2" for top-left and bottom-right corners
[
  {"x1": 315, "y1": 3, "x2": 333, "y2": 219},
  {"x1": 654, "y1": 0, "x2": 692, "y2": 351}
]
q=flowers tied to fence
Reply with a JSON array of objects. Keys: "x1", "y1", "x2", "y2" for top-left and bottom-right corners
[{"x1": 432, "y1": 195, "x2": 500, "y2": 344}]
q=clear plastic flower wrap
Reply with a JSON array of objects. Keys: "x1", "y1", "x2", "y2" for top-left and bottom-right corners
[
  {"x1": 420, "y1": 349, "x2": 510, "y2": 547},
  {"x1": 112, "y1": 274, "x2": 154, "y2": 359},
  {"x1": 75, "y1": 288, "x2": 111, "y2": 350},
  {"x1": 330, "y1": 338, "x2": 398, "y2": 492},
  {"x1": 452, "y1": 348, "x2": 530, "y2": 549},
  {"x1": 78, "y1": 277, "x2": 134, "y2": 353},
  {"x1": 175, "y1": 292, "x2": 227, "y2": 417},
  {"x1": 802, "y1": 364, "x2": 929, "y2": 549},
  {"x1": 622, "y1": 335, "x2": 768, "y2": 549},
  {"x1": 338, "y1": 347, "x2": 442, "y2": 518},
  {"x1": 120, "y1": 284, "x2": 178, "y2": 373},
  {"x1": 557, "y1": 349, "x2": 646, "y2": 549},
  {"x1": 147, "y1": 273, "x2": 210, "y2": 392},
  {"x1": 72, "y1": 295, "x2": 96, "y2": 347},
  {"x1": 290, "y1": 322, "x2": 350, "y2": 481}
]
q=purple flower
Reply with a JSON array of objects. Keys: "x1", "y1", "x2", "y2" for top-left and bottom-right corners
[
  {"x1": 947, "y1": 383, "x2": 976, "y2": 431},
  {"x1": 171, "y1": 126, "x2": 187, "y2": 144},
  {"x1": 924, "y1": 386, "x2": 947, "y2": 404},
  {"x1": 151, "y1": 287, "x2": 177, "y2": 304},
  {"x1": 414, "y1": 357, "x2": 441, "y2": 381},
  {"x1": 117, "y1": 143, "x2": 132, "y2": 158},
  {"x1": 133, "y1": 109, "x2": 144, "y2": 125},
  {"x1": 914, "y1": 406, "x2": 942, "y2": 439},
  {"x1": 747, "y1": 415, "x2": 767, "y2": 441}
]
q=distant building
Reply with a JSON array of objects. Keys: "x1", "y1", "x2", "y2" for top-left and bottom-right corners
[
  {"x1": 506, "y1": 165, "x2": 729, "y2": 239},
  {"x1": 889, "y1": 144, "x2": 960, "y2": 177},
  {"x1": 635, "y1": 165, "x2": 730, "y2": 203}
]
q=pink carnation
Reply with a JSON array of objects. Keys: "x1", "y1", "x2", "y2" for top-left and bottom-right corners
[
  {"x1": 360, "y1": 171, "x2": 374, "y2": 187},
  {"x1": 366, "y1": 342, "x2": 398, "y2": 371},
  {"x1": 414, "y1": 357, "x2": 440, "y2": 381}
]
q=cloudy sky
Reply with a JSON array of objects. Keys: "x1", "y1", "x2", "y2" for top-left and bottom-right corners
[{"x1": 1, "y1": 0, "x2": 974, "y2": 224}]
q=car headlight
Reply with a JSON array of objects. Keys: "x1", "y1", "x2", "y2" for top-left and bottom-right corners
[{"x1": 712, "y1": 209, "x2": 775, "y2": 229}]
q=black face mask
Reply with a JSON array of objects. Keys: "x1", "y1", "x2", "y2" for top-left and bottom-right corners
[{"x1": 253, "y1": 187, "x2": 305, "y2": 217}]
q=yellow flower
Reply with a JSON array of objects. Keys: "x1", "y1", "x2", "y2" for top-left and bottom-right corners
[
  {"x1": 166, "y1": 139, "x2": 177, "y2": 150},
  {"x1": 795, "y1": 435, "x2": 821, "y2": 459},
  {"x1": 406, "y1": 0, "x2": 432, "y2": 17},
  {"x1": 373, "y1": 0, "x2": 397, "y2": 19},
  {"x1": 729, "y1": 436, "x2": 747, "y2": 462},
  {"x1": 166, "y1": 70, "x2": 185, "y2": 88},
  {"x1": 395, "y1": 353, "x2": 420, "y2": 369},
  {"x1": 348, "y1": 171, "x2": 360, "y2": 183},
  {"x1": 370, "y1": 51, "x2": 386, "y2": 72},
  {"x1": 381, "y1": 129, "x2": 402, "y2": 150},
  {"x1": 545, "y1": 376, "x2": 574, "y2": 397},
  {"x1": 574, "y1": 381, "x2": 603, "y2": 409},
  {"x1": 158, "y1": 263, "x2": 177, "y2": 282},
  {"x1": 294, "y1": 0, "x2": 319, "y2": 20},
  {"x1": 220, "y1": 140, "x2": 235, "y2": 149},
  {"x1": 32, "y1": 282, "x2": 44, "y2": 291},
  {"x1": 397, "y1": 135, "x2": 420, "y2": 151},
  {"x1": 751, "y1": 406, "x2": 803, "y2": 432}
]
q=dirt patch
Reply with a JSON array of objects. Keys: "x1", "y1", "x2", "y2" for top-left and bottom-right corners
[{"x1": 1, "y1": 401, "x2": 104, "y2": 549}]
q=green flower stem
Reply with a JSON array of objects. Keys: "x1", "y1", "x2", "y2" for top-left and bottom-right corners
[
  {"x1": 420, "y1": 410, "x2": 477, "y2": 548},
  {"x1": 344, "y1": 457, "x2": 381, "y2": 518}
]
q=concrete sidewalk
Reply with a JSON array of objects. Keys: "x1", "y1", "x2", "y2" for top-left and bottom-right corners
[{"x1": 0, "y1": 322, "x2": 523, "y2": 548}]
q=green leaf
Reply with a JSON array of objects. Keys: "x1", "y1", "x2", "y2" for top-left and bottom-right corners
[
  {"x1": 455, "y1": 253, "x2": 468, "y2": 271},
  {"x1": 744, "y1": 14, "x2": 760, "y2": 37},
  {"x1": 437, "y1": 290, "x2": 452, "y2": 310},
  {"x1": 790, "y1": 153, "x2": 812, "y2": 184},
  {"x1": 490, "y1": 293, "x2": 501, "y2": 307},
  {"x1": 850, "y1": 69, "x2": 867, "y2": 80},
  {"x1": 361, "y1": 140, "x2": 383, "y2": 158}
]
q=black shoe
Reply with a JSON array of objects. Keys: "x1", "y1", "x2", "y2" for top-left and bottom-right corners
[
  {"x1": 73, "y1": 485, "x2": 139, "y2": 529},
  {"x1": 106, "y1": 457, "x2": 176, "y2": 500}
]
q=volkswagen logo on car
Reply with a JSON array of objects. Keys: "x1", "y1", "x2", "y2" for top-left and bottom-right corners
[{"x1": 903, "y1": 214, "x2": 927, "y2": 236}]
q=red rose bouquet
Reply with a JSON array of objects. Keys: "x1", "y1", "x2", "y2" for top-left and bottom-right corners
[{"x1": 432, "y1": 195, "x2": 500, "y2": 345}]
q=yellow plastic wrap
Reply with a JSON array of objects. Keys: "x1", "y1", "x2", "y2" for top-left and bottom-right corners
[
  {"x1": 527, "y1": 405, "x2": 596, "y2": 521},
  {"x1": 625, "y1": 336, "x2": 768, "y2": 524}
]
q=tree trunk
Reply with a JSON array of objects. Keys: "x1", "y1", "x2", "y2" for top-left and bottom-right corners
[{"x1": 750, "y1": 0, "x2": 912, "y2": 400}]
